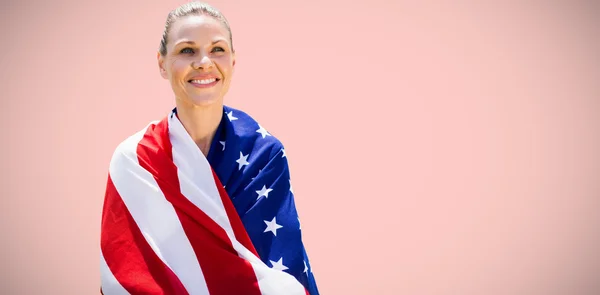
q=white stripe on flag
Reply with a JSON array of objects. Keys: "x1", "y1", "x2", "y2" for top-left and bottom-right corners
[
  {"x1": 232, "y1": 238, "x2": 307, "y2": 295},
  {"x1": 169, "y1": 115, "x2": 235, "y2": 236},
  {"x1": 169, "y1": 115, "x2": 306, "y2": 295},
  {"x1": 108, "y1": 125, "x2": 210, "y2": 295}
]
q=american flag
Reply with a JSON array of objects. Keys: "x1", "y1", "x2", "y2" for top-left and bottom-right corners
[{"x1": 100, "y1": 105, "x2": 319, "y2": 295}]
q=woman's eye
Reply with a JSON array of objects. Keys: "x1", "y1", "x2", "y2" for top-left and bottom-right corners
[
  {"x1": 180, "y1": 47, "x2": 194, "y2": 54},
  {"x1": 212, "y1": 47, "x2": 224, "y2": 53}
]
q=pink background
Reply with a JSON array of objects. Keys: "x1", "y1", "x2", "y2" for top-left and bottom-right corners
[{"x1": 2, "y1": 0, "x2": 599, "y2": 294}]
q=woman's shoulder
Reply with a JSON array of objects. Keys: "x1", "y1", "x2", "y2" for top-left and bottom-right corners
[
  {"x1": 110, "y1": 120, "x2": 161, "y2": 160},
  {"x1": 223, "y1": 105, "x2": 285, "y2": 157}
]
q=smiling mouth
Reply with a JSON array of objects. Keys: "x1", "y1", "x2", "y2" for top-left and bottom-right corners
[
  {"x1": 188, "y1": 78, "x2": 220, "y2": 88},
  {"x1": 189, "y1": 78, "x2": 220, "y2": 84}
]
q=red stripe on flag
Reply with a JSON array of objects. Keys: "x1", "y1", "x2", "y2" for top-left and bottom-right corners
[
  {"x1": 211, "y1": 170, "x2": 259, "y2": 256},
  {"x1": 101, "y1": 175, "x2": 189, "y2": 295},
  {"x1": 136, "y1": 119, "x2": 262, "y2": 295}
]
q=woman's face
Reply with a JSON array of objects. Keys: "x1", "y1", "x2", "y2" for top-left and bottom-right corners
[{"x1": 158, "y1": 14, "x2": 235, "y2": 108}]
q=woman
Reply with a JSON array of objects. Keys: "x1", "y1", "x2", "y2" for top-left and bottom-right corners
[{"x1": 99, "y1": 2, "x2": 319, "y2": 295}]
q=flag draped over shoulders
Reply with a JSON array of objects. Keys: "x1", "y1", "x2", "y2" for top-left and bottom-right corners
[{"x1": 100, "y1": 105, "x2": 319, "y2": 295}]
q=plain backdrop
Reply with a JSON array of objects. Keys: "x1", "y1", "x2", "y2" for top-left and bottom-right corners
[{"x1": 1, "y1": 0, "x2": 599, "y2": 294}]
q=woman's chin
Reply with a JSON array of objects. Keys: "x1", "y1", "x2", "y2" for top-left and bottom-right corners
[{"x1": 178, "y1": 95, "x2": 223, "y2": 108}]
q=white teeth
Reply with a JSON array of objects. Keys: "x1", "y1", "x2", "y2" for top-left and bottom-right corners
[{"x1": 190, "y1": 78, "x2": 216, "y2": 85}]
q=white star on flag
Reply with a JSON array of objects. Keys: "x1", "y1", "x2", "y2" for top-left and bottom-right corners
[
  {"x1": 289, "y1": 179, "x2": 293, "y2": 194},
  {"x1": 269, "y1": 257, "x2": 289, "y2": 271},
  {"x1": 263, "y1": 217, "x2": 283, "y2": 236},
  {"x1": 256, "y1": 124, "x2": 271, "y2": 138},
  {"x1": 227, "y1": 111, "x2": 238, "y2": 121},
  {"x1": 219, "y1": 141, "x2": 226, "y2": 151},
  {"x1": 236, "y1": 152, "x2": 249, "y2": 170},
  {"x1": 304, "y1": 260, "x2": 308, "y2": 273},
  {"x1": 281, "y1": 148, "x2": 286, "y2": 158},
  {"x1": 255, "y1": 185, "x2": 273, "y2": 199}
]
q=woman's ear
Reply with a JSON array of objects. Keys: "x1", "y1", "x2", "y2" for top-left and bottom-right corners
[{"x1": 157, "y1": 52, "x2": 168, "y2": 79}]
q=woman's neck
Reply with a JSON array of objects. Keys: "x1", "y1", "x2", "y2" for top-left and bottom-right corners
[{"x1": 175, "y1": 101, "x2": 223, "y2": 157}]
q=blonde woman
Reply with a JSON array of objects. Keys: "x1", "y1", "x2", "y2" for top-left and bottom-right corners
[{"x1": 99, "y1": 2, "x2": 319, "y2": 294}]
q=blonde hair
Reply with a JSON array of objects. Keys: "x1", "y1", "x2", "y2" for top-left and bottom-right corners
[{"x1": 159, "y1": 1, "x2": 233, "y2": 56}]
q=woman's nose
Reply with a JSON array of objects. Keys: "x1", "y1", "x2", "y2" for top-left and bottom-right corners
[{"x1": 192, "y1": 55, "x2": 213, "y2": 70}]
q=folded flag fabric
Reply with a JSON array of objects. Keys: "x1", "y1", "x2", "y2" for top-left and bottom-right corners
[{"x1": 100, "y1": 106, "x2": 319, "y2": 295}]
